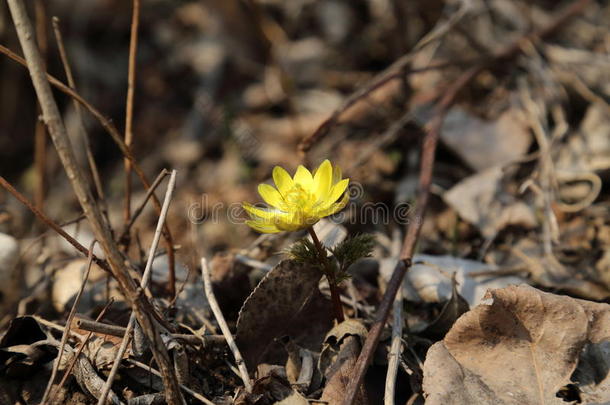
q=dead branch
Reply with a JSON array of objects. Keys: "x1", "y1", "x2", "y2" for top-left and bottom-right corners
[{"x1": 384, "y1": 231, "x2": 403, "y2": 405}]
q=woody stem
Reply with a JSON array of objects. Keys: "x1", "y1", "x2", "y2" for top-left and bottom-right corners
[{"x1": 308, "y1": 227, "x2": 345, "y2": 323}]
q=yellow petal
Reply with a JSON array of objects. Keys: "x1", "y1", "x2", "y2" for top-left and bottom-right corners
[
  {"x1": 293, "y1": 165, "x2": 313, "y2": 189},
  {"x1": 332, "y1": 164, "x2": 343, "y2": 185},
  {"x1": 276, "y1": 211, "x2": 317, "y2": 231},
  {"x1": 327, "y1": 178, "x2": 349, "y2": 204},
  {"x1": 272, "y1": 166, "x2": 293, "y2": 195},
  {"x1": 246, "y1": 220, "x2": 281, "y2": 233},
  {"x1": 313, "y1": 160, "x2": 332, "y2": 200},
  {"x1": 316, "y1": 192, "x2": 349, "y2": 218},
  {"x1": 242, "y1": 202, "x2": 280, "y2": 220},
  {"x1": 258, "y1": 184, "x2": 285, "y2": 209}
]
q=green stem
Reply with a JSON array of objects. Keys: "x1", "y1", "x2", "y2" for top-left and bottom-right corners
[{"x1": 308, "y1": 227, "x2": 345, "y2": 323}]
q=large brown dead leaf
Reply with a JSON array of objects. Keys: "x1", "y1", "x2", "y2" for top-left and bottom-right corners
[
  {"x1": 236, "y1": 260, "x2": 333, "y2": 369},
  {"x1": 423, "y1": 284, "x2": 610, "y2": 405}
]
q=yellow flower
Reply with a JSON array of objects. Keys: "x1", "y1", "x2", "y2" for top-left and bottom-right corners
[{"x1": 243, "y1": 160, "x2": 350, "y2": 233}]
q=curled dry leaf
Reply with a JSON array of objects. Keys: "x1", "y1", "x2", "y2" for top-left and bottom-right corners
[
  {"x1": 236, "y1": 260, "x2": 333, "y2": 369},
  {"x1": 423, "y1": 284, "x2": 610, "y2": 405},
  {"x1": 0, "y1": 316, "x2": 55, "y2": 378},
  {"x1": 443, "y1": 166, "x2": 537, "y2": 239},
  {"x1": 51, "y1": 258, "x2": 110, "y2": 313},
  {"x1": 62, "y1": 351, "x2": 121, "y2": 405},
  {"x1": 571, "y1": 340, "x2": 610, "y2": 403},
  {"x1": 312, "y1": 219, "x2": 348, "y2": 249},
  {"x1": 236, "y1": 372, "x2": 309, "y2": 405},
  {"x1": 381, "y1": 254, "x2": 526, "y2": 307},
  {"x1": 282, "y1": 338, "x2": 315, "y2": 392},
  {"x1": 421, "y1": 274, "x2": 469, "y2": 340},
  {"x1": 319, "y1": 319, "x2": 369, "y2": 405}
]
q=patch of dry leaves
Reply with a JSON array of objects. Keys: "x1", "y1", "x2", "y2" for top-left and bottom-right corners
[{"x1": 423, "y1": 284, "x2": 610, "y2": 405}]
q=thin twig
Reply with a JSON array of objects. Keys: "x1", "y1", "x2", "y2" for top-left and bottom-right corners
[
  {"x1": 30, "y1": 316, "x2": 83, "y2": 342},
  {"x1": 74, "y1": 318, "x2": 225, "y2": 346},
  {"x1": 49, "y1": 298, "x2": 115, "y2": 405},
  {"x1": 98, "y1": 170, "x2": 179, "y2": 405},
  {"x1": 124, "y1": 0, "x2": 141, "y2": 226},
  {"x1": 119, "y1": 168, "x2": 169, "y2": 243},
  {"x1": 6, "y1": 2, "x2": 184, "y2": 403},
  {"x1": 33, "y1": 0, "x2": 47, "y2": 211},
  {"x1": 384, "y1": 286, "x2": 403, "y2": 405},
  {"x1": 0, "y1": 176, "x2": 110, "y2": 272},
  {"x1": 384, "y1": 230, "x2": 404, "y2": 405},
  {"x1": 126, "y1": 359, "x2": 216, "y2": 405},
  {"x1": 201, "y1": 257, "x2": 252, "y2": 392},
  {"x1": 40, "y1": 239, "x2": 97, "y2": 405},
  {"x1": 342, "y1": 66, "x2": 472, "y2": 405},
  {"x1": 52, "y1": 16, "x2": 107, "y2": 207},
  {"x1": 341, "y1": 1, "x2": 592, "y2": 403}
]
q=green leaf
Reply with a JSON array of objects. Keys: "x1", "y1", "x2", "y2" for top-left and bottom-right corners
[
  {"x1": 331, "y1": 233, "x2": 376, "y2": 277},
  {"x1": 286, "y1": 238, "x2": 324, "y2": 271}
]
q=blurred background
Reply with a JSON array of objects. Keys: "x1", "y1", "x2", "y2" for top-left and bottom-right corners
[{"x1": 0, "y1": 0, "x2": 609, "y2": 295}]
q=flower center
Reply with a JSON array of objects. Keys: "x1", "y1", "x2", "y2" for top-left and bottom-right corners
[{"x1": 282, "y1": 184, "x2": 315, "y2": 210}]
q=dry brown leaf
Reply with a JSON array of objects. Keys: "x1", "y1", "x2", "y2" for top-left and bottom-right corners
[
  {"x1": 236, "y1": 372, "x2": 309, "y2": 405},
  {"x1": 570, "y1": 340, "x2": 610, "y2": 403},
  {"x1": 421, "y1": 274, "x2": 469, "y2": 340},
  {"x1": 509, "y1": 239, "x2": 610, "y2": 301},
  {"x1": 423, "y1": 284, "x2": 610, "y2": 405},
  {"x1": 51, "y1": 259, "x2": 106, "y2": 313},
  {"x1": 0, "y1": 316, "x2": 55, "y2": 378},
  {"x1": 210, "y1": 252, "x2": 251, "y2": 319},
  {"x1": 236, "y1": 260, "x2": 333, "y2": 369},
  {"x1": 319, "y1": 320, "x2": 369, "y2": 405},
  {"x1": 440, "y1": 107, "x2": 532, "y2": 171},
  {"x1": 387, "y1": 254, "x2": 527, "y2": 306},
  {"x1": 443, "y1": 166, "x2": 537, "y2": 238}
]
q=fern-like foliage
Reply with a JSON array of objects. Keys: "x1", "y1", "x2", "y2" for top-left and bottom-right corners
[
  {"x1": 287, "y1": 233, "x2": 375, "y2": 282},
  {"x1": 286, "y1": 238, "x2": 324, "y2": 272},
  {"x1": 331, "y1": 233, "x2": 376, "y2": 281}
]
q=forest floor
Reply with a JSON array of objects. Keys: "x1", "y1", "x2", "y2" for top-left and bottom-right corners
[{"x1": 0, "y1": 0, "x2": 609, "y2": 404}]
